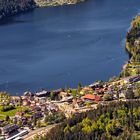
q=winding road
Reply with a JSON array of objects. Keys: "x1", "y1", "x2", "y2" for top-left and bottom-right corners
[{"x1": 23, "y1": 124, "x2": 58, "y2": 140}]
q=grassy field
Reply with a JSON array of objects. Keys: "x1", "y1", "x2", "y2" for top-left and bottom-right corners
[{"x1": 0, "y1": 106, "x2": 27, "y2": 120}]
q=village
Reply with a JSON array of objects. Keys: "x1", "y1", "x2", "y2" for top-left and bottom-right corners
[{"x1": 0, "y1": 75, "x2": 140, "y2": 140}]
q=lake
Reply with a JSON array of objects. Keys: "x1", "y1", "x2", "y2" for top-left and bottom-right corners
[{"x1": 0, "y1": 0, "x2": 140, "y2": 95}]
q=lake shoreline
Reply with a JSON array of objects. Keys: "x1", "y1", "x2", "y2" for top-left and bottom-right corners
[{"x1": 0, "y1": 0, "x2": 84, "y2": 20}]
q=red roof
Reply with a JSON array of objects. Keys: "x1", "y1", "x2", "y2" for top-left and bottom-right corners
[
  {"x1": 95, "y1": 96, "x2": 101, "y2": 102},
  {"x1": 83, "y1": 94, "x2": 95, "y2": 100},
  {"x1": 83, "y1": 94, "x2": 101, "y2": 102}
]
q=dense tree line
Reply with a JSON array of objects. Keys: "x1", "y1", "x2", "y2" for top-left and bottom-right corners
[
  {"x1": 1, "y1": 105, "x2": 15, "y2": 112},
  {"x1": 126, "y1": 15, "x2": 140, "y2": 57},
  {"x1": 120, "y1": 15, "x2": 140, "y2": 77},
  {"x1": 126, "y1": 27, "x2": 140, "y2": 62},
  {"x1": 0, "y1": 0, "x2": 35, "y2": 20},
  {"x1": 36, "y1": 100, "x2": 140, "y2": 140},
  {"x1": 0, "y1": 0, "x2": 83, "y2": 20}
]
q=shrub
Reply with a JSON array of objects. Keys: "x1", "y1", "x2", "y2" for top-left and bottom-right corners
[{"x1": 1, "y1": 105, "x2": 15, "y2": 112}]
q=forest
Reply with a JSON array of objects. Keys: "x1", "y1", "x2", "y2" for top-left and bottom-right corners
[
  {"x1": 34, "y1": 100, "x2": 140, "y2": 140},
  {"x1": 0, "y1": 0, "x2": 35, "y2": 20},
  {"x1": 0, "y1": 0, "x2": 83, "y2": 20},
  {"x1": 120, "y1": 15, "x2": 140, "y2": 77}
]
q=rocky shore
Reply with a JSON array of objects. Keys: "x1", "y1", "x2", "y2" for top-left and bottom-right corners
[
  {"x1": 34, "y1": 0, "x2": 84, "y2": 7},
  {"x1": 0, "y1": 0, "x2": 84, "y2": 20}
]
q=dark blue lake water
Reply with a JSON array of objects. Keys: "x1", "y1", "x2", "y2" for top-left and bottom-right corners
[{"x1": 0, "y1": 0, "x2": 140, "y2": 95}]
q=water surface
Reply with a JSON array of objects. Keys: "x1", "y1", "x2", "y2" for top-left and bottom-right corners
[{"x1": 0, "y1": 0, "x2": 140, "y2": 94}]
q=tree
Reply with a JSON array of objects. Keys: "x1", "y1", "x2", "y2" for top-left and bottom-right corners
[
  {"x1": 135, "y1": 121, "x2": 140, "y2": 130},
  {"x1": 77, "y1": 83, "x2": 82, "y2": 92},
  {"x1": 91, "y1": 122, "x2": 98, "y2": 132},
  {"x1": 5, "y1": 115, "x2": 10, "y2": 121},
  {"x1": 116, "y1": 91, "x2": 119, "y2": 99},
  {"x1": 0, "y1": 92, "x2": 11, "y2": 104},
  {"x1": 82, "y1": 125, "x2": 92, "y2": 134},
  {"x1": 43, "y1": 100, "x2": 140, "y2": 140},
  {"x1": 17, "y1": 120, "x2": 22, "y2": 127},
  {"x1": 33, "y1": 115, "x2": 37, "y2": 127},
  {"x1": 37, "y1": 120, "x2": 41, "y2": 128},
  {"x1": 103, "y1": 94, "x2": 112, "y2": 101},
  {"x1": 72, "y1": 89, "x2": 78, "y2": 98},
  {"x1": 134, "y1": 83, "x2": 140, "y2": 98},
  {"x1": 106, "y1": 122, "x2": 114, "y2": 135},
  {"x1": 13, "y1": 117, "x2": 17, "y2": 124},
  {"x1": 64, "y1": 124, "x2": 71, "y2": 134},
  {"x1": 85, "y1": 101, "x2": 92, "y2": 107},
  {"x1": 81, "y1": 117, "x2": 92, "y2": 127},
  {"x1": 50, "y1": 92, "x2": 55, "y2": 100},
  {"x1": 134, "y1": 91, "x2": 140, "y2": 98},
  {"x1": 70, "y1": 125, "x2": 76, "y2": 132},
  {"x1": 44, "y1": 113, "x2": 49, "y2": 123},
  {"x1": 126, "y1": 89, "x2": 134, "y2": 99},
  {"x1": 117, "y1": 109, "x2": 127, "y2": 126}
]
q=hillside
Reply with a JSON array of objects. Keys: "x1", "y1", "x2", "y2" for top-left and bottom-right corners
[
  {"x1": 120, "y1": 15, "x2": 140, "y2": 77},
  {"x1": 0, "y1": 0, "x2": 84, "y2": 20},
  {"x1": 0, "y1": 0, "x2": 35, "y2": 20},
  {"x1": 35, "y1": 100, "x2": 140, "y2": 140}
]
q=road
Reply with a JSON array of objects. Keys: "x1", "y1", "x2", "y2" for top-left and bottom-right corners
[{"x1": 23, "y1": 124, "x2": 58, "y2": 140}]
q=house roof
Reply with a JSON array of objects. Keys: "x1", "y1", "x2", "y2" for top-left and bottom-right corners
[
  {"x1": 83, "y1": 94, "x2": 95, "y2": 100},
  {"x1": 24, "y1": 91, "x2": 34, "y2": 96},
  {"x1": 52, "y1": 88, "x2": 62, "y2": 94},
  {"x1": 12, "y1": 96, "x2": 21, "y2": 100},
  {"x1": 82, "y1": 87, "x2": 93, "y2": 91},
  {"x1": 83, "y1": 94, "x2": 101, "y2": 102},
  {"x1": 22, "y1": 96, "x2": 28, "y2": 100},
  {"x1": 35, "y1": 90, "x2": 49, "y2": 97},
  {"x1": 15, "y1": 112, "x2": 23, "y2": 116},
  {"x1": 2, "y1": 124, "x2": 18, "y2": 133},
  {"x1": 95, "y1": 96, "x2": 101, "y2": 102}
]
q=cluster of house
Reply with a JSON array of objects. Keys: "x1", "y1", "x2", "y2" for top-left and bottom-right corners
[
  {"x1": 7, "y1": 75, "x2": 140, "y2": 116},
  {"x1": 0, "y1": 124, "x2": 28, "y2": 140},
  {"x1": 0, "y1": 75, "x2": 140, "y2": 139},
  {"x1": 124, "y1": 75, "x2": 140, "y2": 83},
  {"x1": 1, "y1": 124, "x2": 18, "y2": 137}
]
